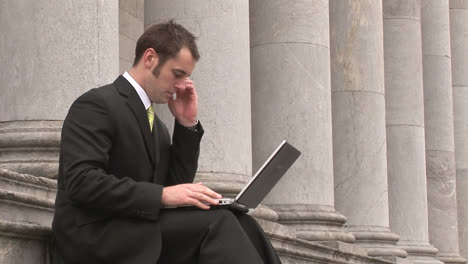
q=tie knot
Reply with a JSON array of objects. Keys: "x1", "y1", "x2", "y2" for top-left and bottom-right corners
[{"x1": 147, "y1": 105, "x2": 154, "y2": 132}]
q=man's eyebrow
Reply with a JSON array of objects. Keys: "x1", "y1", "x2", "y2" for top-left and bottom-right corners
[{"x1": 173, "y1": 69, "x2": 188, "y2": 76}]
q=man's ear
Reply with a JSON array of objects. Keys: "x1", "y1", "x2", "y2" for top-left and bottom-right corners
[{"x1": 143, "y1": 48, "x2": 159, "y2": 69}]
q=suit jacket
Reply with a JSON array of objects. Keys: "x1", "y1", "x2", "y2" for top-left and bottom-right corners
[{"x1": 52, "y1": 76, "x2": 204, "y2": 264}]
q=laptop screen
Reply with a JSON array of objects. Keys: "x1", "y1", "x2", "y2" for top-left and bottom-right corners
[{"x1": 236, "y1": 141, "x2": 301, "y2": 208}]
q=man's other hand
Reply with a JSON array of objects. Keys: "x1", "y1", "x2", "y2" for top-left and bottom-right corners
[
  {"x1": 168, "y1": 78, "x2": 198, "y2": 127},
  {"x1": 161, "y1": 183, "x2": 222, "y2": 210}
]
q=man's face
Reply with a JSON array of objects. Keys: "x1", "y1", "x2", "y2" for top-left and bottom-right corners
[{"x1": 146, "y1": 47, "x2": 196, "y2": 104}]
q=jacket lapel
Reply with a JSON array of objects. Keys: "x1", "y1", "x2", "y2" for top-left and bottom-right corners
[{"x1": 114, "y1": 76, "x2": 155, "y2": 166}]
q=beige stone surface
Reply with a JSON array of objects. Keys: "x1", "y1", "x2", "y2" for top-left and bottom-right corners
[
  {"x1": 0, "y1": 0, "x2": 119, "y2": 121},
  {"x1": 119, "y1": 34, "x2": 136, "y2": 64},
  {"x1": 146, "y1": 1, "x2": 253, "y2": 188},
  {"x1": 457, "y1": 169, "x2": 468, "y2": 257},
  {"x1": 423, "y1": 56, "x2": 455, "y2": 151},
  {"x1": 450, "y1": 0, "x2": 468, "y2": 9},
  {"x1": 453, "y1": 87, "x2": 468, "y2": 170},
  {"x1": 0, "y1": 236, "x2": 49, "y2": 264},
  {"x1": 119, "y1": 7, "x2": 144, "y2": 41},
  {"x1": 330, "y1": 0, "x2": 385, "y2": 94},
  {"x1": 0, "y1": 121, "x2": 62, "y2": 178},
  {"x1": 250, "y1": 0, "x2": 353, "y2": 243},
  {"x1": 383, "y1": 0, "x2": 421, "y2": 18},
  {"x1": 250, "y1": 0, "x2": 329, "y2": 47},
  {"x1": 332, "y1": 92, "x2": 388, "y2": 226},
  {"x1": 383, "y1": 1, "x2": 445, "y2": 263},
  {"x1": 450, "y1": 2, "x2": 468, "y2": 260},
  {"x1": 450, "y1": 8, "x2": 468, "y2": 86},
  {"x1": 251, "y1": 43, "x2": 333, "y2": 205},
  {"x1": 422, "y1": 3, "x2": 465, "y2": 263},
  {"x1": 386, "y1": 126, "x2": 428, "y2": 240},
  {"x1": 119, "y1": 57, "x2": 133, "y2": 75},
  {"x1": 426, "y1": 151, "x2": 459, "y2": 251},
  {"x1": 384, "y1": 19, "x2": 424, "y2": 127},
  {"x1": 329, "y1": 0, "x2": 404, "y2": 256},
  {"x1": 421, "y1": 1, "x2": 452, "y2": 56},
  {"x1": 118, "y1": 0, "x2": 142, "y2": 76},
  {"x1": 0, "y1": 170, "x2": 55, "y2": 264},
  {"x1": 119, "y1": 0, "x2": 137, "y2": 17}
]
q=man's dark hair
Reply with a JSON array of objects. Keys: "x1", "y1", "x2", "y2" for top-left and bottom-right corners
[{"x1": 133, "y1": 20, "x2": 200, "y2": 74}]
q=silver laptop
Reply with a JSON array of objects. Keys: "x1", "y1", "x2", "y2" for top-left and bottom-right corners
[{"x1": 213, "y1": 140, "x2": 301, "y2": 213}]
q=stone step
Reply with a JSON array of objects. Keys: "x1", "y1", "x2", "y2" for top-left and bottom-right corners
[
  {"x1": 258, "y1": 218, "x2": 397, "y2": 264},
  {"x1": 0, "y1": 169, "x2": 56, "y2": 200},
  {"x1": 0, "y1": 169, "x2": 410, "y2": 264}
]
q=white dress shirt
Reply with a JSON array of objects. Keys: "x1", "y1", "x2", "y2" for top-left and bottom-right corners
[{"x1": 123, "y1": 71, "x2": 152, "y2": 110}]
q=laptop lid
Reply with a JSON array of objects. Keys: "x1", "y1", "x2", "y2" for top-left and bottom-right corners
[{"x1": 234, "y1": 140, "x2": 301, "y2": 209}]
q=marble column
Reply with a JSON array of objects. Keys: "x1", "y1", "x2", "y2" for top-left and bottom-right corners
[
  {"x1": 383, "y1": 1, "x2": 435, "y2": 262},
  {"x1": 145, "y1": 1, "x2": 257, "y2": 208},
  {"x1": 0, "y1": 0, "x2": 119, "y2": 178},
  {"x1": 329, "y1": 0, "x2": 406, "y2": 258},
  {"x1": 250, "y1": 0, "x2": 354, "y2": 243},
  {"x1": 0, "y1": 1, "x2": 119, "y2": 263},
  {"x1": 420, "y1": 1, "x2": 466, "y2": 264},
  {"x1": 450, "y1": 0, "x2": 468, "y2": 260}
]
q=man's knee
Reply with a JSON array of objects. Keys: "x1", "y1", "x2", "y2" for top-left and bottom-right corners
[
  {"x1": 203, "y1": 209, "x2": 246, "y2": 236},
  {"x1": 210, "y1": 209, "x2": 238, "y2": 225}
]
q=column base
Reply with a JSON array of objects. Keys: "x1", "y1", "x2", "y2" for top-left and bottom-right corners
[
  {"x1": 397, "y1": 240, "x2": 444, "y2": 264},
  {"x1": 0, "y1": 169, "x2": 56, "y2": 264},
  {"x1": 250, "y1": 205, "x2": 279, "y2": 222},
  {"x1": 0, "y1": 120, "x2": 62, "y2": 178},
  {"x1": 271, "y1": 204, "x2": 356, "y2": 243},
  {"x1": 255, "y1": 218, "x2": 393, "y2": 264},
  {"x1": 194, "y1": 172, "x2": 250, "y2": 197},
  {"x1": 436, "y1": 253, "x2": 468, "y2": 264},
  {"x1": 347, "y1": 225, "x2": 408, "y2": 259}
]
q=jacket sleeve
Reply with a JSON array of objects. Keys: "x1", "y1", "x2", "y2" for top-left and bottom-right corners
[
  {"x1": 60, "y1": 89, "x2": 163, "y2": 221},
  {"x1": 165, "y1": 120, "x2": 204, "y2": 186}
]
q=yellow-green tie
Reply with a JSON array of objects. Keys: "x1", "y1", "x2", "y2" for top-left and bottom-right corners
[{"x1": 147, "y1": 104, "x2": 154, "y2": 132}]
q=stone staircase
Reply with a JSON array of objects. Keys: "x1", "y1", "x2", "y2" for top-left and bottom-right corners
[
  {"x1": 0, "y1": 169, "x2": 55, "y2": 264},
  {"x1": 0, "y1": 169, "x2": 404, "y2": 264}
]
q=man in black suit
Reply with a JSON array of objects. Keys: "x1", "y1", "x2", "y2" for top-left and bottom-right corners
[{"x1": 52, "y1": 20, "x2": 281, "y2": 264}]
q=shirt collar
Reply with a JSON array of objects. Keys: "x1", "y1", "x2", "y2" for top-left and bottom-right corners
[{"x1": 123, "y1": 71, "x2": 152, "y2": 110}]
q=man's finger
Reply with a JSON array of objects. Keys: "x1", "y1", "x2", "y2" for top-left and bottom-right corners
[
  {"x1": 191, "y1": 184, "x2": 222, "y2": 199},
  {"x1": 201, "y1": 187, "x2": 223, "y2": 199},
  {"x1": 187, "y1": 197, "x2": 210, "y2": 210},
  {"x1": 185, "y1": 78, "x2": 194, "y2": 84},
  {"x1": 189, "y1": 191, "x2": 219, "y2": 205}
]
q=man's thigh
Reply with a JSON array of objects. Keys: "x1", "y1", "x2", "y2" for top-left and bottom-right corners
[{"x1": 158, "y1": 208, "x2": 263, "y2": 264}]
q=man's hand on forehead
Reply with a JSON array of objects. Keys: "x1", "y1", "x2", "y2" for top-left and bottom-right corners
[{"x1": 168, "y1": 77, "x2": 198, "y2": 127}]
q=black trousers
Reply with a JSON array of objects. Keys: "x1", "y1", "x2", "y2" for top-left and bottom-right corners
[
  {"x1": 158, "y1": 208, "x2": 282, "y2": 264},
  {"x1": 54, "y1": 209, "x2": 281, "y2": 264}
]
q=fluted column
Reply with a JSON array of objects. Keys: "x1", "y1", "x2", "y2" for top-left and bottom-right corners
[
  {"x1": 329, "y1": 0, "x2": 406, "y2": 258},
  {"x1": 146, "y1": 1, "x2": 256, "y2": 205},
  {"x1": 250, "y1": 0, "x2": 354, "y2": 243},
  {"x1": 420, "y1": 1, "x2": 466, "y2": 264},
  {"x1": 450, "y1": 0, "x2": 468, "y2": 260},
  {"x1": 0, "y1": 1, "x2": 119, "y2": 178}
]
